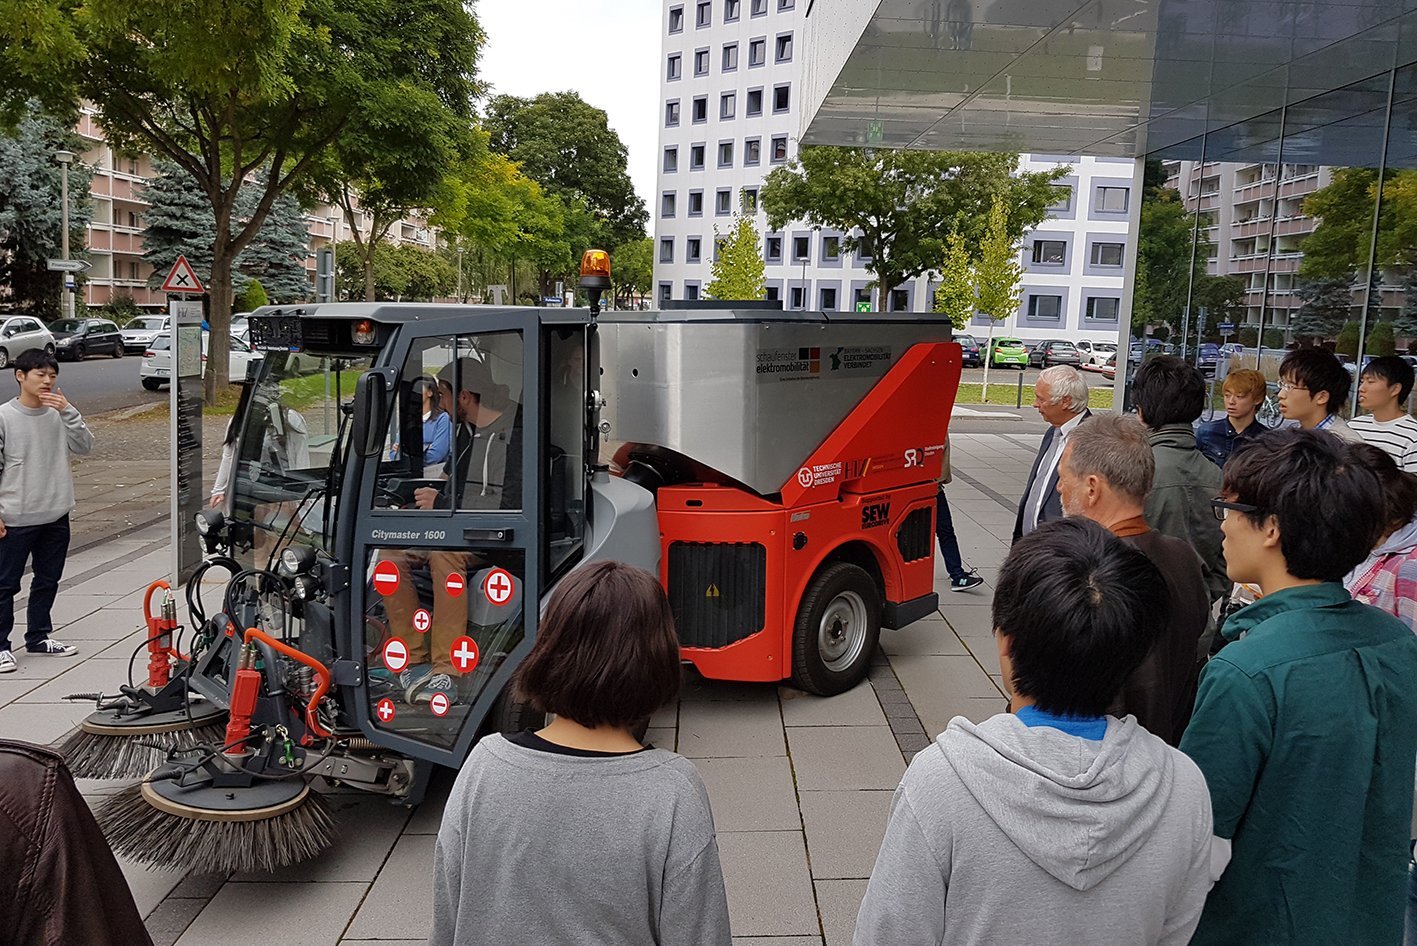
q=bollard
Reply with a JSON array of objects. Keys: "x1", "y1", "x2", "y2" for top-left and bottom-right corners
[{"x1": 1016, "y1": 371, "x2": 1024, "y2": 408}]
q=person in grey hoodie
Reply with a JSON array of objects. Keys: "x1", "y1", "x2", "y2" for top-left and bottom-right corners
[
  {"x1": 855, "y1": 518, "x2": 1228, "y2": 946},
  {"x1": 432, "y1": 561, "x2": 731, "y2": 946},
  {"x1": 0, "y1": 349, "x2": 93, "y2": 674}
]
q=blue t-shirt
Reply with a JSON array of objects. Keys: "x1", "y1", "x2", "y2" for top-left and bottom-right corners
[{"x1": 1015, "y1": 705, "x2": 1107, "y2": 741}]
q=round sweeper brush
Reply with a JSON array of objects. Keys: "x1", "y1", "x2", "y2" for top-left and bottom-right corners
[
  {"x1": 58, "y1": 702, "x2": 228, "y2": 780},
  {"x1": 97, "y1": 771, "x2": 337, "y2": 875}
]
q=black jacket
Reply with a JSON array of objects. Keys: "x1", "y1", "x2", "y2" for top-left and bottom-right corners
[
  {"x1": 1012, "y1": 410, "x2": 1091, "y2": 542},
  {"x1": 0, "y1": 740, "x2": 154, "y2": 946}
]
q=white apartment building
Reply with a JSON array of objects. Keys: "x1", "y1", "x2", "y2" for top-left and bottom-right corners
[{"x1": 652, "y1": 0, "x2": 1131, "y2": 346}]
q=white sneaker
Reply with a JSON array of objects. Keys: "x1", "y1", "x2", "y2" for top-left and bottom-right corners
[
  {"x1": 0, "y1": 651, "x2": 15, "y2": 673},
  {"x1": 406, "y1": 673, "x2": 455, "y2": 705},
  {"x1": 27, "y1": 639, "x2": 78, "y2": 656}
]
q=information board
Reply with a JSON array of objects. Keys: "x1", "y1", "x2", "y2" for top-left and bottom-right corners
[{"x1": 169, "y1": 298, "x2": 205, "y2": 585}]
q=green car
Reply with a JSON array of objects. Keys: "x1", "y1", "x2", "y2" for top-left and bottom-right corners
[{"x1": 988, "y1": 337, "x2": 1030, "y2": 368}]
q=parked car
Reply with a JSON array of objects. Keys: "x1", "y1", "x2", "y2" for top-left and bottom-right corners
[
  {"x1": 1196, "y1": 343, "x2": 1221, "y2": 375},
  {"x1": 987, "y1": 337, "x2": 1030, "y2": 369},
  {"x1": 49, "y1": 318, "x2": 124, "y2": 361},
  {"x1": 140, "y1": 331, "x2": 263, "y2": 390},
  {"x1": 953, "y1": 333, "x2": 982, "y2": 368},
  {"x1": 1075, "y1": 340, "x2": 1116, "y2": 366},
  {"x1": 0, "y1": 315, "x2": 56, "y2": 368},
  {"x1": 121, "y1": 315, "x2": 170, "y2": 354},
  {"x1": 1028, "y1": 339, "x2": 1083, "y2": 368}
]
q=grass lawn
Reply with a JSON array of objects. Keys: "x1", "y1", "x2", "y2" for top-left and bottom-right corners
[{"x1": 954, "y1": 382, "x2": 1114, "y2": 410}]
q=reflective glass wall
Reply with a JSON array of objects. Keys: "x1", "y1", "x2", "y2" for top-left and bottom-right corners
[{"x1": 1135, "y1": 61, "x2": 1417, "y2": 409}]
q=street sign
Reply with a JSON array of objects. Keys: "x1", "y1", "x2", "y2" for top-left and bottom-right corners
[
  {"x1": 46, "y1": 258, "x2": 90, "y2": 273},
  {"x1": 867, "y1": 120, "x2": 884, "y2": 144},
  {"x1": 542, "y1": 296, "x2": 563, "y2": 306},
  {"x1": 1218, "y1": 322, "x2": 1235, "y2": 333},
  {"x1": 161, "y1": 255, "x2": 205, "y2": 294},
  {"x1": 855, "y1": 301, "x2": 871, "y2": 313}
]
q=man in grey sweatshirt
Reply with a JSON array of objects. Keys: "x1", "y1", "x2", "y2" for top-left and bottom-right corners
[
  {"x1": 0, "y1": 349, "x2": 93, "y2": 673},
  {"x1": 855, "y1": 518, "x2": 1228, "y2": 946}
]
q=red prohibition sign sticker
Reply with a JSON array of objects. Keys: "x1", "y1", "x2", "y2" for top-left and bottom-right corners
[
  {"x1": 372, "y1": 561, "x2": 400, "y2": 596},
  {"x1": 450, "y1": 636, "x2": 480, "y2": 674},
  {"x1": 382, "y1": 637, "x2": 410, "y2": 674},
  {"x1": 412, "y1": 608, "x2": 432, "y2": 633},
  {"x1": 445, "y1": 573, "x2": 465, "y2": 597},
  {"x1": 375, "y1": 698, "x2": 396, "y2": 723},
  {"x1": 429, "y1": 692, "x2": 451, "y2": 717},
  {"x1": 482, "y1": 567, "x2": 514, "y2": 606}
]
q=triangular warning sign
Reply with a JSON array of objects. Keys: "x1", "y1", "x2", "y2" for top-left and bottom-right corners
[{"x1": 161, "y1": 255, "x2": 205, "y2": 294}]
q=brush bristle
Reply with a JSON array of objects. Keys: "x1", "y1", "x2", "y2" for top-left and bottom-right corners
[
  {"x1": 56, "y1": 724, "x2": 230, "y2": 780},
  {"x1": 96, "y1": 783, "x2": 337, "y2": 874}
]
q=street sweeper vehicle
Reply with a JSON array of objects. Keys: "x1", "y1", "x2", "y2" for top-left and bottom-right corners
[{"x1": 61, "y1": 251, "x2": 961, "y2": 874}]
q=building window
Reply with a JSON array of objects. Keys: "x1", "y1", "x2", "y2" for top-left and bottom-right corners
[
  {"x1": 771, "y1": 135, "x2": 788, "y2": 162},
  {"x1": 1048, "y1": 184, "x2": 1072, "y2": 212},
  {"x1": 688, "y1": 190, "x2": 704, "y2": 215},
  {"x1": 822, "y1": 235, "x2": 840, "y2": 260},
  {"x1": 857, "y1": 235, "x2": 874, "y2": 262},
  {"x1": 694, "y1": 49, "x2": 710, "y2": 76},
  {"x1": 744, "y1": 137, "x2": 762, "y2": 165},
  {"x1": 779, "y1": 0, "x2": 794, "y2": 8},
  {"x1": 725, "y1": 0, "x2": 740, "y2": 20},
  {"x1": 742, "y1": 187, "x2": 758, "y2": 212},
  {"x1": 663, "y1": 146, "x2": 678, "y2": 173},
  {"x1": 751, "y1": 0, "x2": 767, "y2": 15},
  {"x1": 661, "y1": 192, "x2": 677, "y2": 218},
  {"x1": 685, "y1": 283, "x2": 700, "y2": 301},
  {"x1": 692, "y1": 96, "x2": 708, "y2": 122},
  {"x1": 714, "y1": 237, "x2": 728, "y2": 261},
  {"x1": 660, "y1": 238, "x2": 675, "y2": 263},
  {"x1": 665, "y1": 101, "x2": 680, "y2": 126},
  {"x1": 767, "y1": 285, "x2": 780, "y2": 301},
  {"x1": 1032, "y1": 240, "x2": 1066, "y2": 264},
  {"x1": 696, "y1": 1, "x2": 711, "y2": 27},
  {"x1": 690, "y1": 144, "x2": 705, "y2": 169},
  {"x1": 1090, "y1": 242, "x2": 1124, "y2": 266},
  {"x1": 773, "y1": 84, "x2": 791, "y2": 112},
  {"x1": 776, "y1": 32, "x2": 793, "y2": 62},
  {"x1": 821, "y1": 287, "x2": 838, "y2": 310},
  {"x1": 790, "y1": 287, "x2": 805, "y2": 309},
  {"x1": 1095, "y1": 186, "x2": 1129, "y2": 213},
  {"x1": 749, "y1": 37, "x2": 766, "y2": 66},
  {"x1": 793, "y1": 235, "x2": 809, "y2": 260},
  {"x1": 718, "y1": 140, "x2": 734, "y2": 167},
  {"x1": 1086, "y1": 297, "x2": 1120, "y2": 321},
  {"x1": 766, "y1": 235, "x2": 783, "y2": 262},
  {"x1": 1029, "y1": 295, "x2": 1063, "y2": 320},
  {"x1": 716, "y1": 189, "x2": 732, "y2": 215},
  {"x1": 667, "y1": 54, "x2": 682, "y2": 81},
  {"x1": 687, "y1": 238, "x2": 702, "y2": 262},
  {"x1": 720, "y1": 92, "x2": 736, "y2": 120},
  {"x1": 722, "y1": 43, "x2": 738, "y2": 71},
  {"x1": 669, "y1": 6, "x2": 684, "y2": 32},
  {"x1": 890, "y1": 289, "x2": 909, "y2": 311},
  {"x1": 746, "y1": 88, "x2": 763, "y2": 116},
  {"x1": 659, "y1": 282, "x2": 673, "y2": 303}
]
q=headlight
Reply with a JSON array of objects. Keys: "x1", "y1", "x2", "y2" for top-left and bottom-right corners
[
  {"x1": 278, "y1": 546, "x2": 315, "y2": 577},
  {"x1": 57, "y1": 339, "x2": 72, "y2": 347},
  {"x1": 195, "y1": 509, "x2": 224, "y2": 535},
  {"x1": 291, "y1": 575, "x2": 320, "y2": 601}
]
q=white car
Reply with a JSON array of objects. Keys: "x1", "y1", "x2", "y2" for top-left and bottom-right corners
[
  {"x1": 121, "y1": 315, "x2": 170, "y2": 354},
  {"x1": 1075, "y1": 340, "x2": 1118, "y2": 367},
  {"x1": 0, "y1": 315, "x2": 57, "y2": 368},
  {"x1": 140, "y1": 331, "x2": 263, "y2": 390}
]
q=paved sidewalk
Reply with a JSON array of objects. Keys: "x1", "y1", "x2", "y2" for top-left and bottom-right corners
[{"x1": 0, "y1": 430, "x2": 1037, "y2": 946}]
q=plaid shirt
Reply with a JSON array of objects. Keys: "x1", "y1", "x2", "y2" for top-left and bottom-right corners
[{"x1": 1347, "y1": 544, "x2": 1417, "y2": 634}]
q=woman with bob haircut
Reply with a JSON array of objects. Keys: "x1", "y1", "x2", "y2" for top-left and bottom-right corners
[{"x1": 430, "y1": 560, "x2": 731, "y2": 946}]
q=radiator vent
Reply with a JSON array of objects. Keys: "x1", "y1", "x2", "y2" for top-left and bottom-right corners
[
  {"x1": 896, "y1": 507, "x2": 933, "y2": 563},
  {"x1": 667, "y1": 542, "x2": 767, "y2": 649}
]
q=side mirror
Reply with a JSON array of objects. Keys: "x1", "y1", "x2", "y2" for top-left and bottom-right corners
[{"x1": 352, "y1": 367, "x2": 396, "y2": 458}]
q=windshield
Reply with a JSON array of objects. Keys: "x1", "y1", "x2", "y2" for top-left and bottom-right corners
[
  {"x1": 130, "y1": 317, "x2": 164, "y2": 331},
  {"x1": 998, "y1": 339, "x2": 1024, "y2": 349},
  {"x1": 50, "y1": 320, "x2": 84, "y2": 333},
  {"x1": 229, "y1": 351, "x2": 373, "y2": 566}
]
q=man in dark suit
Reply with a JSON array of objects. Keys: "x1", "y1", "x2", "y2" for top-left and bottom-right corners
[{"x1": 1013, "y1": 365, "x2": 1089, "y2": 542}]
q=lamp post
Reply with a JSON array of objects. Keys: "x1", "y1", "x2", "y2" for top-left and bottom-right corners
[
  {"x1": 329, "y1": 214, "x2": 339, "y2": 302},
  {"x1": 55, "y1": 150, "x2": 76, "y2": 319},
  {"x1": 456, "y1": 245, "x2": 464, "y2": 303}
]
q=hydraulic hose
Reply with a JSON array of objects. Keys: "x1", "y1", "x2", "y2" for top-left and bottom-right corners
[{"x1": 242, "y1": 627, "x2": 333, "y2": 740}]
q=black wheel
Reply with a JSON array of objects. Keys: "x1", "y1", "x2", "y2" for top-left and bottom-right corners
[
  {"x1": 141, "y1": 378, "x2": 162, "y2": 391},
  {"x1": 73, "y1": 343, "x2": 85, "y2": 360},
  {"x1": 0, "y1": 348, "x2": 9, "y2": 369},
  {"x1": 112, "y1": 343, "x2": 122, "y2": 358},
  {"x1": 44, "y1": 344, "x2": 55, "y2": 357},
  {"x1": 791, "y1": 562, "x2": 881, "y2": 696}
]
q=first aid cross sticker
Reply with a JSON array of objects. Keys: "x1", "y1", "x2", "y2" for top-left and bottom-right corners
[
  {"x1": 483, "y1": 568, "x2": 514, "y2": 606},
  {"x1": 376, "y1": 698, "x2": 396, "y2": 722},
  {"x1": 450, "y1": 636, "x2": 480, "y2": 674}
]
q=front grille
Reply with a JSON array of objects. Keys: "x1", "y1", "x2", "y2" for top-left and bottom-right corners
[
  {"x1": 896, "y1": 507, "x2": 933, "y2": 562},
  {"x1": 667, "y1": 542, "x2": 767, "y2": 649}
]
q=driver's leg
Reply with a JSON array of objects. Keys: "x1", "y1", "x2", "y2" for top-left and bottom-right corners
[
  {"x1": 380, "y1": 548, "x2": 431, "y2": 670},
  {"x1": 427, "y1": 550, "x2": 472, "y2": 678}
]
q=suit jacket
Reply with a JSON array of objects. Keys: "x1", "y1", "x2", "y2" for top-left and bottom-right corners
[{"x1": 1012, "y1": 409, "x2": 1091, "y2": 543}]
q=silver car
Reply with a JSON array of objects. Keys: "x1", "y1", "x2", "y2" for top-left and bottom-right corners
[
  {"x1": 120, "y1": 315, "x2": 170, "y2": 354},
  {"x1": 0, "y1": 315, "x2": 57, "y2": 368}
]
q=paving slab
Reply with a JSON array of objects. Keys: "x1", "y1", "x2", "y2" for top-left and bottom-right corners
[
  {"x1": 175, "y1": 881, "x2": 369, "y2": 946},
  {"x1": 732, "y1": 939, "x2": 821, "y2": 945},
  {"x1": 0, "y1": 698, "x2": 91, "y2": 744},
  {"x1": 880, "y1": 619, "x2": 970, "y2": 657},
  {"x1": 890, "y1": 654, "x2": 1004, "y2": 701},
  {"x1": 778, "y1": 681, "x2": 886, "y2": 727},
  {"x1": 17, "y1": 657, "x2": 135, "y2": 703},
  {"x1": 344, "y1": 834, "x2": 436, "y2": 941},
  {"x1": 798, "y1": 790, "x2": 894, "y2": 880},
  {"x1": 785, "y1": 727, "x2": 904, "y2": 791},
  {"x1": 718, "y1": 831, "x2": 819, "y2": 938},
  {"x1": 815, "y1": 879, "x2": 869, "y2": 946},
  {"x1": 697, "y1": 756, "x2": 801, "y2": 832},
  {"x1": 679, "y1": 698, "x2": 786, "y2": 758}
]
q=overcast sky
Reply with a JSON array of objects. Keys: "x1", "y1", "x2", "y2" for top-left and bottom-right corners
[{"x1": 477, "y1": 0, "x2": 661, "y2": 212}]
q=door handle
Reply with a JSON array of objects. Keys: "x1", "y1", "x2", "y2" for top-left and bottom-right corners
[{"x1": 464, "y1": 527, "x2": 514, "y2": 543}]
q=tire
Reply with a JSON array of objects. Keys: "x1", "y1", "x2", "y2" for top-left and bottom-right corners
[
  {"x1": 73, "y1": 343, "x2": 85, "y2": 361},
  {"x1": 44, "y1": 344, "x2": 55, "y2": 357},
  {"x1": 0, "y1": 349, "x2": 8, "y2": 369},
  {"x1": 112, "y1": 343, "x2": 122, "y2": 358},
  {"x1": 141, "y1": 378, "x2": 162, "y2": 391},
  {"x1": 791, "y1": 562, "x2": 882, "y2": 696}
]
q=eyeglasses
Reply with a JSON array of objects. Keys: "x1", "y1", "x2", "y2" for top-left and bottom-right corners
[
  {"x1": 1211, "y1": 498, "x2": 1260, "y2": 521},
  {"x1": 1277, "y1": 381, "x2": 1308, "y2": 393}
]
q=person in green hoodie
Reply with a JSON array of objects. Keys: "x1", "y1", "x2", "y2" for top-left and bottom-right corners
[{"x1": 1181, "y1": 428, "x2": 1417, "y2": 945}]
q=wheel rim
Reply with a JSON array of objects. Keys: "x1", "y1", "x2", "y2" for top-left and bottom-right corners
[
  {"x1": 0, "y1": 351, "x2": 7, "y2": 368},
  {"x1": 817, "y1": 589, "x2": 868, "y2": 673}
]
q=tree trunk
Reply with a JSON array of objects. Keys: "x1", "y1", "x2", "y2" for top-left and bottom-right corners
[
  {"x1": 204, "y1": 245, "x2": 236, "y2": 403},
  {"x1": 364, "y1": 244, "x2": 376, "y2": 302}
]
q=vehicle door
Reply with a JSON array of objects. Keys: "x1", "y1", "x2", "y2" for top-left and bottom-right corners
[
  {"x1": 14, "y1": 319, "x2": 41, "y2": 351},
  {"x1": 349, "y1": 312, "x2": 555, "y2": 766},
  {"x1": 96, "y1": 320, "x2": 121, "y2": 354}
]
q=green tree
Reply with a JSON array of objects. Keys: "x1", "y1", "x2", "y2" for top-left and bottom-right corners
[
  {"x1": 611, "y1": 238, "x2": 652, "y2": 309},
  {"x1": 932, "y1": 231, "x2": 975, "y2": 330},
  {"x1": 0, "y1": 100, "x2": 92, "y2": 318},
  {"x1": 237, "y1": 190, "x2": 311, "y2": 304},
  {"x1": 705, "y1": 211, "x2": 765, "y2": 301},
  {"x1": 236, "y1": 279, "x2": 268, "y2": 313},
  {"x1": 4, "y1": 0, "x2": 482, "y2": 399},
  {"x1": 1292, "y1": 276, "x2": 1352, "y2": 342},
  {"x1": 974, "y1": 197, "x2": 1024, "y2": 401},
  {"x1": 760, "y1": 147, "x2": 1064, "y2": 308},
  {"x1": 1335, "y1": 320, "x2": 1360, "y2": 358},
  {"x1": 1136, "y1": 188, "x2": 1209, "y2": 334},
  {"x1": 1368, "y1": 320, "x2": 1397, "y2": 356},
  {"x1": 1300, "y1": 168, "x2": 1381, "y2": 281},
  {"x1": 484, "y1": 92, "x2": 646, "y2": 293},
  {"x1": 1193, "y1": 275, "x2": 1246, "y2": 330}
]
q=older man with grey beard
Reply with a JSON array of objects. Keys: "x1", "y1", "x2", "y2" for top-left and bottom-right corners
[
  {"x1": 1054, "y1": 413, "x2": 1210, "y2": 746},
  {"x1": 1012, "y1": 365, "x2": 1090, "y2": 543}
]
